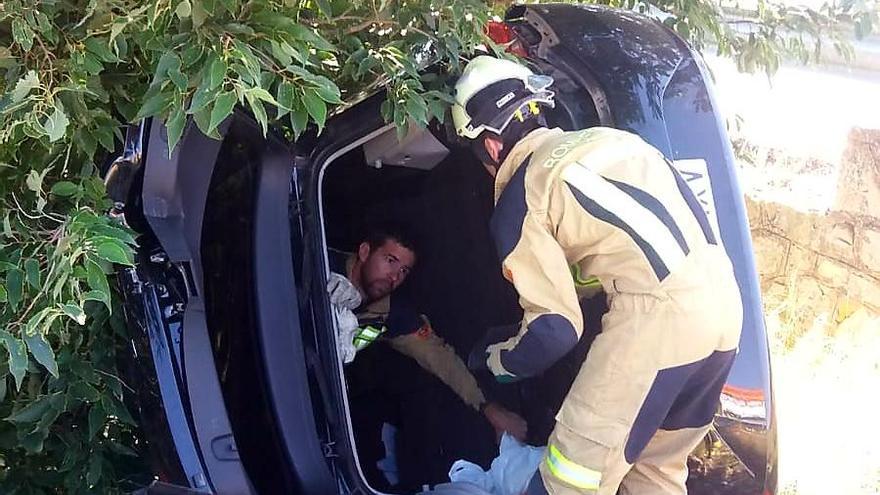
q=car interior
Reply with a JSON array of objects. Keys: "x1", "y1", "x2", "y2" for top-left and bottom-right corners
[
  {"x1": 110, "y1": 6, "x2": 773, "y2": 492},
  {"x1": 318, "y1": 115, "x2": 608, "y2": 492}
]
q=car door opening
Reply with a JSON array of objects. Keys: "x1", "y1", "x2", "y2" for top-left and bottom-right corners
[{"x1": 317, "y1": 121, "x2": 609, "y2": 493}]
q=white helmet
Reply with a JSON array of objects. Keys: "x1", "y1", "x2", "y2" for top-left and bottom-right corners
[{"x1": 452, "y1": 55, "x2": 555, "y2": 140}]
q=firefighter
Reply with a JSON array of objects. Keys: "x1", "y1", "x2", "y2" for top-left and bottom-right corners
[{"x1": 452, "y1": 56, "x2": 744, "y2": 494}]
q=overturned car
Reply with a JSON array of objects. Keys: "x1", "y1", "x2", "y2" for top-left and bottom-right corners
[{"x1": 106, "y1": 4, "x2": 777, "y2": 494}]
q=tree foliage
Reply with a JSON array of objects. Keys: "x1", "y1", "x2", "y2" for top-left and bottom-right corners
[{"x1": 0, "y1": 0, "x2": 875, "y2": 492}]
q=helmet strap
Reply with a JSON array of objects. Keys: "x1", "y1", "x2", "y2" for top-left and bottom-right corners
[{"x1": 494, "y1": 113, "x2": 547, "y2": 165}]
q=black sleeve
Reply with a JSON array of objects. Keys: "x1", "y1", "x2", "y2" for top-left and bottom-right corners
[{"x1": 385, "y1": 295, "x2": 425, "y2": 338}]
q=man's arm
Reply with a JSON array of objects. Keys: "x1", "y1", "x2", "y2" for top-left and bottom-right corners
[
  {"x1": 388, "y1": 324, "x2": 486, "y2": 410},
  {"x1": 484, "y1": 204, "x2": 583, "y2": 380},
  {"x1": 389, "y1": 325, "x2": 527, "y2": 441}
]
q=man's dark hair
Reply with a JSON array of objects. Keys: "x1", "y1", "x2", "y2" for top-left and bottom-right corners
[{"x1": 364, "y1": 221, "x2": 420, "y2": 255}]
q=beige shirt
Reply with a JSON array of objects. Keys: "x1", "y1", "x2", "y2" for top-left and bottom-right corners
[{"x1": 345, "y1": 256, "x2": 487, "y2": 410}]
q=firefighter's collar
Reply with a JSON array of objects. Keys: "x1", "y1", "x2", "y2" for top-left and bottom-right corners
[{"x1": 493, "y1": 127, "x2": 564, "y2": 203}]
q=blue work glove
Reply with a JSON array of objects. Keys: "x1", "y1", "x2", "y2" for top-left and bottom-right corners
[{"x1": 468, "y1": 324, "x2": 522, "y2": 383}]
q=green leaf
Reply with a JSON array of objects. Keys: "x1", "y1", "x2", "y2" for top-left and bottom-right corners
[
  {"x1": 3, "y1": 213, "x2": 12, "y2": 237},
  {"x1": 0, "y1": 284, "x2": 6, "y2": 302},
  {"x1": 84, "y1": 37, "x2": 118, "y2": 63},
  {"x1": 108, "y1": 441, "x2": 138, "y2": 457},
  {"x1": 83, "y1": 290, "x2": 109, "y2": 307},
  {"x1": 35, "y1": 397, "x2": 63, "y2": 431},
  {"x1": 7, "y1": 394, "x2": 58, "y2": 423},
  {"x1": 88, "y1": 404, "x2": 106, "y2": 439},
  {"x1": 92, "y1": 223, "x2": 137, "y2": 246},
  {"x1": 95, "y1": 240, "x2": 133, "y2": 266},
  {"x1": 24, "y1": 307, "x2": 54, "y2": 337},
  {"x1": 175, "y1": 0, "x2": 192, "y2": 19},
  {"x1": 284, "y1": 23, "x2": 335, "y2": 52},
  {"x1": 26, "y1": 169, "x2": 43, "y2": 192},
  {"x1": 302, "y1": 90, "x2": 327, "y2": 133},
  {"x1": 276, "y1": 82, "x2": 295, "y2": 118},
  {"x1": 313, "y1": 79, "x2": 343, "y2": 104},
  {"x1": 192, "y1": 105, "x2": 221, "y2": 139},
  {"x1": 428, "y1": 98, "x2": 446, "y2": 123},
  {"x1": 12, "y1": 18, "x2": 35, "y2": 52},
  {"x1": 315, "y1": 0, "x2": 332, "y2": 18},
  {"x1": 356, "y1": 56, "x2": 378, "y2": 79},
  {"x1": 86, "y1": 454, "x2": 104, "y2": 486},
  {"x1": 270, "y1": 41, "x2": 293, "y2": 67},
  {"x1": 192, "y1": 0, "x2": 208, "y2": 28},
  {"x1": 20, "y1": 429, "x2": 49, "y2": 454},
  {"x1": 247, "y1": 87, "x2": 278, "y2": 105},
  {"x1": 230, "y1": 62, "x2": 256, "y2": 85},
  {"x1": 51, "y1": 181, "x2": 80, "y2": 197},
  {"x1": 10, "y1": 70, "x2": 39, "y2": 103},
  {"x1": 0, "y1": 331, "x2": 28, "y2": 391},
  {"x1": 676, "y1": 20, "x2": 691, "y2": 39},
  {"x1": 166, "y1": 105, "x2": 187, "y2": 155},
  {"x1": 406, "y1": 95, "x2": 428, "y2": 125},
  {"x1": 43, "y1": 103, "x2": 70, "y2": 142},
  {"x1": 181, "y1": 45, "x2": 204, "y2": 69},
  {"x1": 208, "y1": 56, "x2": 227, "y2": 90},
  {"x1": 188, "y1": 84, "x2": 219, "y2": 114},
  {"x1": 85, "y1": 261, "x2": 111, "y2": 310},
  {"x1": 289, "y1": 102, "x2": 308, "y2": 140},
  {"x1": 81, "y1": 51, "x2": 104, "y2": 75},
  {"x1": 209, "y1": 91, "x2": 237, "y2": 132},
  {"x1": 169, "y1": 66, "x2": 188, "y2": 91},
  {"x1": 61, "y1": 303, "x2": 87, "y2": 325},
  {"x1": 6, "y1": 268, "x2": 23, "y2": 310},
  {"x1": 24, "y1": 258, "x2": 40, "y2": 290},
  {"x1": 24, "y1": 333, "x2": 58, "y2": 378},
  {"x1": 279, "y1": 41, "x2": 306, "y2": 65},
  {"x1": 0, "y1": 375, "x2": 6, "y2": 403},
  {"x1": 155, "y1": 52, "x2": 181, "y2": 82},
  {"x1": 136, "y1": 91, "x2": 173, "y2": 120},
  {"x1": 244, "y1": 92, "x2": 268, "y2": 135},
  {"x1": 223, "y1": 22, "x2": 255, "y2": 36},
  {"x1": 94, "y1": 126, "x2": 117, "y2": 152},
  {"x1": 70, "y1": 382, "x2": 101, "y2": 403},
  {"x1": 34, "y1": 11, "x2": 52, "y2": 35},
  {"x1": 105, "y1": 396, "x2": 136, "y2": 426}
]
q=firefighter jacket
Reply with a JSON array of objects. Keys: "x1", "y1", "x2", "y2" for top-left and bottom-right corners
[{"x1": 484, "y1": 126, "x2": 737, "y2": 379}]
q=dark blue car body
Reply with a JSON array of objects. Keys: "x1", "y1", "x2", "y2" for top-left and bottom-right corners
[{"x1": 107, "y1": 4, "x2": 776, "y2": 494}]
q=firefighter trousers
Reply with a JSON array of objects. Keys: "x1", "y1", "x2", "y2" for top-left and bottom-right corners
[{"x1": 532, "y1": 250, "x2": 743, "y2": 495}]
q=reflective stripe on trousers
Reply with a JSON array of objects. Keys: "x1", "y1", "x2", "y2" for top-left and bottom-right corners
[{"x1": 545, "y1": 444, "x2": 601, "y2": 492}]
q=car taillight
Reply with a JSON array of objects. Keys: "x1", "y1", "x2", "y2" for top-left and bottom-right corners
[{"x1": 485, "y1": 21, "x2": 529, "y2": 58}]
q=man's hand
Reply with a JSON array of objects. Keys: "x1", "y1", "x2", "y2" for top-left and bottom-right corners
[
  {"x1": 482, "y1": 402, "x2": 528, "y2": 443},
  {"x1": 327, "y1": 272, "x2": 362, "y2": 310}
]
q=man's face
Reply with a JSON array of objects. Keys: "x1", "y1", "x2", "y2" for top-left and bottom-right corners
[{"x1": 357, "y1": 239, "x2": 416, "y2": 301}]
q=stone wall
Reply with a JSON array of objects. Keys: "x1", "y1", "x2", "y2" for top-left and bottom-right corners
[{"x1": 746, "y1": 128, "x2": 880, "y2": 335}]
